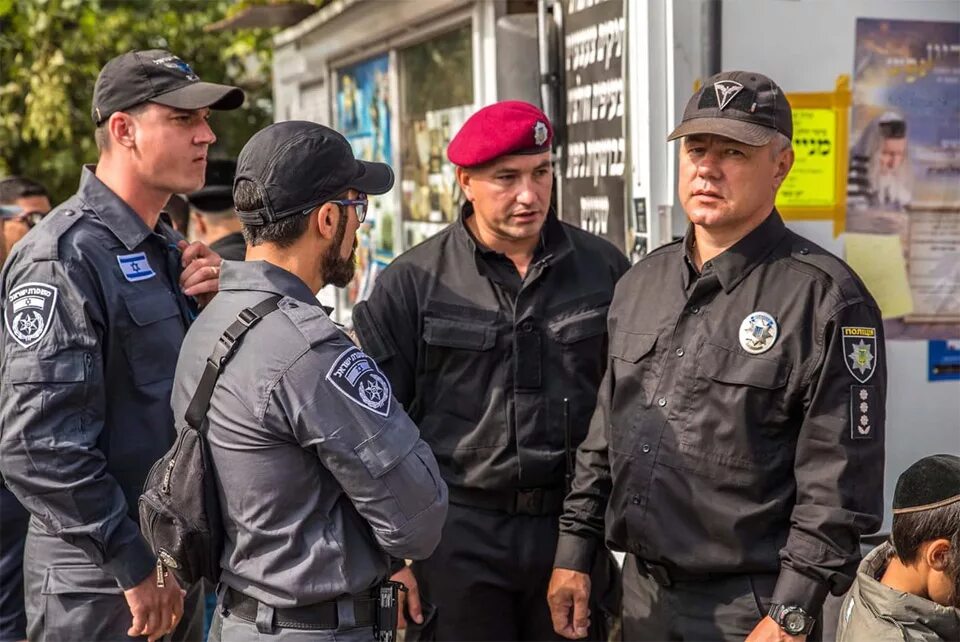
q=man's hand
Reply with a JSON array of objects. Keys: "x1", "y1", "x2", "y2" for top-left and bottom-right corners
[
  {"x1": 547, "y1": 568, "x2": 591, "y2": 640},
  {"x1": 177, "y1": 240, "x2": 222, "y2": 307},
  {"x1": 123, "y1": 571, "x2": 185, "y2": 642},
  {"x1": 390, "y1": 565, "x2": 422, "y2": 629},
  {"x1": 745, "y1": 616, "x2": 807, "y2": 642}
]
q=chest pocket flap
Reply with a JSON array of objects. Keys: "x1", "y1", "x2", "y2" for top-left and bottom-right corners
[
  {"x1": 609, "y1": 331, "x2": 657, "y2": 363},
  {"x1": 700, "y1": 343, "x2": 790, "y2": 389},
  {"x1": 123, "y1": 290, "x2": 180, "y2": 326},
  {"x1": 423, "y1": 317, "x2": 495, "y2": 351},
  {"x1": 548, "y1": 307, "x2": 608, "y2": 344}
]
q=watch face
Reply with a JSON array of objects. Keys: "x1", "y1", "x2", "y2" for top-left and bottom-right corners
[{"x1": 784, "y1": 611, "x2": 806, "y2": 634}]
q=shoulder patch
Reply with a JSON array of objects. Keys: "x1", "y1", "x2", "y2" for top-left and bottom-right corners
[
  {"x1": 842, "y1": 326, "x2": 878, "y2": 383},
  {"x1": 5, "y1": 282, "x2": 58, "y2": 348},
  {"x1": 325, "y1": 346, "x2": 392, "y2": 417}
]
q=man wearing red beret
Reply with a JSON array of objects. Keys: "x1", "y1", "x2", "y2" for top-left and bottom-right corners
[{"x1": 353, "y1": 100, "x2": 629, "y2": 640}]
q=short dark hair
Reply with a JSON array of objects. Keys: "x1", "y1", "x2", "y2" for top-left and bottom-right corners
[
  {"x1": 892, "y1": 500, "x2": 960, "y2": 564},
  {"x1": 0, "y1": 176, "x2": 49, "y2": 204},
  {"x1": 94, "y1": 102, "x2": 150, "y2": 151},
  {"x1": 235, "y1": 179, "x2": 310, "y2": 249}
]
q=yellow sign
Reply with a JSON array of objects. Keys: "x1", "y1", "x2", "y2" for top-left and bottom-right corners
[
  {"x1": 844, "y1": 233, "x2": 914, "y2": 319},
  {"x1": 777, "y1": 109, "x2": 837, "y2": 208}
]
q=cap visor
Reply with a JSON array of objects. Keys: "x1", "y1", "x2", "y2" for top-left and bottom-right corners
[
  {"x1": 348, "y1": 160, "x2": 395, "y2": 196},
  {"x1": 667, "y1": 117, "x2": 776, "y2": 146},
  {"x1": 152, "y1": 82, "x2": 245, "y2": 112}
]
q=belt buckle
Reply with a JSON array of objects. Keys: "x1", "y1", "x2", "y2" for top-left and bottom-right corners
[{"x1": 515, "y1": 488, "x2": 543, "y2": 515}]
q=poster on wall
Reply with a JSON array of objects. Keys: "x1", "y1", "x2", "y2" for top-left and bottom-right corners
[
  {"x1": 562, "y1": 0, "x2": 626, "y2": 250},
  {"x1": 845, "y1": 18, "x2": 960, "y2": 340},
  {"x1": 335, "y1": 54, "x2": 397, "y2": 312}
]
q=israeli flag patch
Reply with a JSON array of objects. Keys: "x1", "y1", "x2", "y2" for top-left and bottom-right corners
[
  {"x1": 117, "y1": 252, "x2": 155, "y2": 282},
  {"x1": 326, "y1": 347, "x2": 392, "y2": 417}
]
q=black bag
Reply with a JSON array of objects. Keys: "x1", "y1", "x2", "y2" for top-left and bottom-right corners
[{"x1": 139, "y1": 296, "x2": 281, "y2": 586}]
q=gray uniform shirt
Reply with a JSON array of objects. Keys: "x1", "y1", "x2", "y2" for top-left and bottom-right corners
[
  {"x1": 0, "y1": 167, "x2": 196, "y2": 589},
  {"x1": 170, "y1": 260, "x2": 447, "y2": 608}
]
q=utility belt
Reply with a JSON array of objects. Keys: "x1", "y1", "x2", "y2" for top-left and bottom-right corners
[
  {"x1": 448, "y1": 485, "x2": 566, "y2": 516},
  {"x1": 223, "y1": 582, "x2": 405, "y2": 641}
]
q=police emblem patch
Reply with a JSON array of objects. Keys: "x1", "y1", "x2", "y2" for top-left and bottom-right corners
[
  {"x1": 842, "y1": 327, "x2": 877, "y2": 383},
  {"x1": 5, "y1": 282, "x2": 58, "y2": 349},
  {"x1": 117, "y1": 252, "x2": 156, "y2": 282},
  {"x1": 326, "y1": 347, "x2": 392, "y2": 417},
  {"x1": 533, "y1": 121, "x2": 548, "y2": 146},
  {"x1": 713, "y1": 80, "x2": 744, "y2": 110},
  {"x1": 738, "y1": 311, "x2": 778, "y2": 354}
]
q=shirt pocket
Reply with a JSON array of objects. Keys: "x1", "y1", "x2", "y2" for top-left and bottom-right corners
[
  {"x1": 608, "y1": 331, "x2": 658, "y2": 454},
  {"x1": 678, "y1": 342, "x2": 792, "y2": 483},
  {"x1": 547, "y1": 306, "x2": 608, "y2": 376},
  {"x1": 121, "y1": 290, "x2": 184, "y2": 386}
]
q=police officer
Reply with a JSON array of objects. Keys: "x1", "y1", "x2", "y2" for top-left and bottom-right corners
[
  {"x1": 548, "y1": 71, "x2": 886, "y2": 642},
  {"x1": 352, "y1": 100, "x2": 629, "y2": 640},
  {"x1": 170, "y1": 120, "x2": 448, "y2": 642},
  {"x1": 0, "y1": 49, "x2": 242, "y2": 641}
]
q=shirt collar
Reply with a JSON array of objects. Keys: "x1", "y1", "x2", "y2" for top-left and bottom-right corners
[
  {"x1": 680, "y1": 210, "x2": 788, "y2": 293},
  {"x1": 77, "y1": 165, "x2": 157, "y2": 251},
  {"x1": 218, "y1": 260, "x2": 324, "y2": 308},
  {"x1": 455, "y1": 201, "x2": 573, "y2": 265}
]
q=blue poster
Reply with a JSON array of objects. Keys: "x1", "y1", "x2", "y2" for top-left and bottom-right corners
[
  {"x1": 336, "y1": 55, "x2": 392, "y2": 165},
  {"x1": 929, "y1": 339, "x2": 960, "y2": 381}
]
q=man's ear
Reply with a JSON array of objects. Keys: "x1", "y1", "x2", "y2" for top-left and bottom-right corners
[
  {"x1": 315, "y1": 202, "x2": 340, "y2": 241},
  {"x1": 774, "y1": 147, "x2": 794, "y2": 188},
  {"x1": 456, "y1": 166, "x2": 474, "y2": 202},
  {"x1": 925, "y1": 538, "x2": 952, "y2": 572},
  {"x1": 108, "y1": 112, "x2": 137, "y2": 149}
]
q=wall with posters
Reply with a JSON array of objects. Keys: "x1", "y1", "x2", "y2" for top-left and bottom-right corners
[{"x1": 721, "y1": 0, "x2": 960, "y2": 539}]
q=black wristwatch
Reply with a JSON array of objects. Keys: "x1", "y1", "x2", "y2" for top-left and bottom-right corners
[{"x1": 769, "y1": 604, "x2": 815, "y2": 636}]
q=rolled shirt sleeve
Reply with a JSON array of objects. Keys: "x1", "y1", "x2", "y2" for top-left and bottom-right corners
[
  {"x1": 0, "y1": 256, "x2": 154, "y2": 589},
  {"x1": 773, "y1": 300, "x2": 886, "y2": 613}
]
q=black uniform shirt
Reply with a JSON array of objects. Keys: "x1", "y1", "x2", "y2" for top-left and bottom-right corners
[
  {"x1": 353, "y1": 204, "x2": 630, "y2": 492},
  {"x1": 555, "y1": 211, "x2": 886, "y2": 615},
  {"x1": 0, "y1": 166, "x2": 196, "y2": 589}
]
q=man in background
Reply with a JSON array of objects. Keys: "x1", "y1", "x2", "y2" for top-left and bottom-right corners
[
  {"x1": 187, "y1": 158, "x2": 245, "y2": 261},
  {"x1": 0, "y1": 176, "x2": 52, "y2": 256}
]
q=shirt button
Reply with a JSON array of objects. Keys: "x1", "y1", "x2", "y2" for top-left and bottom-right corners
[
  {"x1": 675, "y1": 348, "x2": 684, "y2": 357},
  {"x1": 657, "y1": 397, "x2": 667, "y2": 407},
  {"x1": 690, "y1": 306, "x2": 700, "y2": 314},
  {"x1": 641, "y1": 443, "x2": 651, "y2": 453},
  {"x1": 631, "y1": 494, "x2": 641, "y2": 505},
  {"x1": 520, "y1": 320, "x2": 533, "y2": 332}
]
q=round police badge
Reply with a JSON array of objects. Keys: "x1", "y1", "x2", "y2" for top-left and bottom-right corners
[{"x1": 739, "y1": 311, "x2": 778, "y2": 354}]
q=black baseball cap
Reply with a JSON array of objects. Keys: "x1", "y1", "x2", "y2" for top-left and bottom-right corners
[
  {"x1": 668, "y1": 71, "x2": 792, "y2": 146},
  {"x1": 234, "y1": 121, "x2": 394, "y2": 226},
  {"x1": 186, "y1": 159, "x2": 237, "y2": 212},
  {"x1": 92, "y1": 49, "x2": 244, "y2": 125}
]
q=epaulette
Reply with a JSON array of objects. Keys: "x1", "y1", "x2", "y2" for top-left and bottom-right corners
[
  {"x1": 276, "y1": 296, "x2": 339, "y2": 347},
  {"x1": 29, "y1": 207, "x2": 83, "y2": 261},
  {"x1": 638, "y1": 237, "x2": 683, "y2": 263},
  {"x1": 788, "y1": 238, "x2": 865, "y2": 303}
]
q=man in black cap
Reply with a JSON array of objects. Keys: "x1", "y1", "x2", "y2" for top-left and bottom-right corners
[
  {"x1": 187, "y1": 159, "x2": 246, "y2": 261},
  {"x1": 549, "y1": 71, "x2": 886, "y2": 641},
  {"x1": 837, "y1": 454, "x2": 960, "y2": 641},
  {"x1": 170, "y1": 120, "x2": 447, "y2": 641},
  {"x1": 353, "y1": 100, "x2": 627, "y2": 641},
  {"x1": 0, "y1": 49, "x2": 242, "y2": 642}
]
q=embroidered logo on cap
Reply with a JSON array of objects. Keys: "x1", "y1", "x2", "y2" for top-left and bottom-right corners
[
  {"x1": 152, "y1": 55, "x2": 198, "y2": 82},
  {"x1": 326, "y1": 346, "x2": 392, "y2": 416},
  {"x1": 739, "y1": 311, "x2": 778, "y2": 354},
  {"x1": 5, "y1": 282, "x2": 58, "y2": 349},
  {"x1": 714, "y1": 80, "x2": 744, "y2": 110},
  {"x1": 117, "y1": 252, "x2": 156, "y2": 282},
  {"x1": 842, "y1": 327, "x2": 877, "y2": 383},
  {"x1": 534, "y1": 121, "x2": 548, "y2": 146}
]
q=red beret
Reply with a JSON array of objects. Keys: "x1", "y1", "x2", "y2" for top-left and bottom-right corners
[{"x1": 447, "y1": 100, "x2": 553, "y2": 167}]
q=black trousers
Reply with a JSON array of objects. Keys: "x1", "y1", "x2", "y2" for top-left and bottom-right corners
[
  {"x1": 0, "y1": 485, "x2": 28, "y2": 642},
  {"x1": 621, "y1": 555, "x2": 821, "y2": 642},
  {"x1": 411, "y1": 502, "x2": 619, "y2": 642}
]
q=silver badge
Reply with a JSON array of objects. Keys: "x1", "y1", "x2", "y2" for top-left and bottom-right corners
[
  {"x1": 5, "y1": 282, "x2": 58, "y2": 349},
  {"x1": 739, "y1": 311, "x2": 778, "y2": 354},
  {"x1": 713, "y1": 80, "x2": 744, "y2": 110},
  {"x1": 533, "y1": 121, "x2": 548, "y2": 146}
]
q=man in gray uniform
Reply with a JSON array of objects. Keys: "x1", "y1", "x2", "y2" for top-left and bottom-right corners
[
  {"x1": 0, "y1": 50, "x2": 241, "y2": 642},
  {"x1": 170, "y1": 120, "x2": 448, "y2": 641}
]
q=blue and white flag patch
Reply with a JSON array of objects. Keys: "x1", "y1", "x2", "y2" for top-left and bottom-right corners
[
  {"x1": 5, "y1": 282, "x2": 58, "y2": 349},
  {"x1": 117, "y1": 252, "x2": 155, "y2": 282},
  {"x1": 326, "y1": 347, "x2": 392, "y2": 417}
]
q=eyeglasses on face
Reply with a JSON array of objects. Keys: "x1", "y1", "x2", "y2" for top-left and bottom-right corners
[{"x1": 302, "y1": 193, "x2": 369, "y2": 223}]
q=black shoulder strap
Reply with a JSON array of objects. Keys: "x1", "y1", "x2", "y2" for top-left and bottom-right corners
[{"x1": 185, "y1": 295, "x2": 282, "y2": 431}]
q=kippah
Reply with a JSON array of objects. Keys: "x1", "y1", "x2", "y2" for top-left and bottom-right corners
[{"x1": 892, "y1": 454, "x2": 960, "y2": 514}]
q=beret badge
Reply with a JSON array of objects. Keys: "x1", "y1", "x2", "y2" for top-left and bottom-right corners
[{"x1": 534, "y1": 121, "x2": 548, "y2": 146}]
